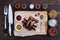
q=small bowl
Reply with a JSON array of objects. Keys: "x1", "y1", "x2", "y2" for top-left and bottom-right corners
[
  {"x1": 49, "y1": 10, "x2": 57, "y2": 18},
  {"x1": 16, "y1": 15, "x2": 22, "y2": 21},
  {"x1": 15, "y1": 3, "x2": 20, "y2": 9},
  {"x1": 15, "y1": 25, "x2": 22, "y2": 31},
  {"x1": 48, "y1": 19, "x2": 57, "y2": 27},
  {"x1": 22, "y1": 4, "x2": 27, "y2": 9},
  {"x1": 35, "y1": 4, "x2": 41, "y2": 9},
  {"x1": 48, "y1": 28, "x2": 57, "y2": 36},
  {"x1": 43, "y1": 4, "x2": 48, "y2": 9},
  {"x1": 29, "y1": 4, "x2": 34, "y2": 9}
]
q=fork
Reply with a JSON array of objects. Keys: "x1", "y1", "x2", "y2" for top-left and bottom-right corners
[{"x1": 4, "y1": 6, "x2": 8, "y2": 36}]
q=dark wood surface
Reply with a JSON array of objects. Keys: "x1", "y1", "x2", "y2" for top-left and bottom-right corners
[{"x1": 0, "y1": 0, "x2": 60, "y2": 40}]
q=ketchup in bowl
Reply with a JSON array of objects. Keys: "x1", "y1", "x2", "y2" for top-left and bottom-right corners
[{"x1": 16, "y1": 15, "x2": 22, "y2": 21}]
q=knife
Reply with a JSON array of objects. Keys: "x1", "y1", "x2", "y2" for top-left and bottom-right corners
[{"x1": 8, "y1": 4, "x2": 13, "y2": 36}]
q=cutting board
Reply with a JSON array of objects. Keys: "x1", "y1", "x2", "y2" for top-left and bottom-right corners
[{"x1": 14, "y1": 11, "x2": 48, "y2": 37}]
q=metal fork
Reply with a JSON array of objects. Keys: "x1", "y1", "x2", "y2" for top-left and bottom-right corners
[{"x1": 4, "y1": 6, "x2": 8, "y2": 36}]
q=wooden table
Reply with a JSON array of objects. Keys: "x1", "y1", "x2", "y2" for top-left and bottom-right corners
[{"x1": 0, "y1": 0, "x2": 60, "y2": 40}]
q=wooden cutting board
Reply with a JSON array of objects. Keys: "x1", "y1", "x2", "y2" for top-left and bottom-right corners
[{"x1": 14, "y1": 11, "x2": 48, "y2": 37}]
